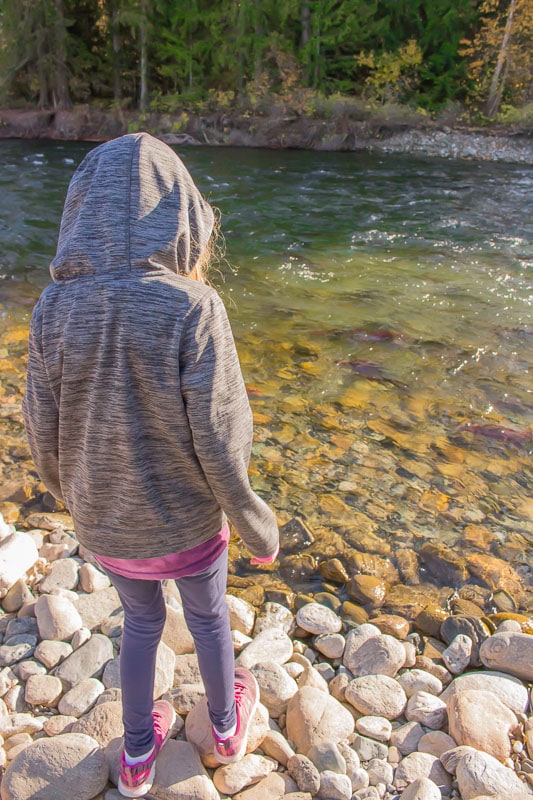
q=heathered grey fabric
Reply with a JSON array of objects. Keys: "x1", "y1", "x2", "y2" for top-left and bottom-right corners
[{"x1": 22, "y1": 132, "x2": 279, "y2": 560}]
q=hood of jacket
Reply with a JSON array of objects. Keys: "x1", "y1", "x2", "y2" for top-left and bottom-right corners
[{"x1": 50, "y1": 132, "x2": 214, "y2": 282}]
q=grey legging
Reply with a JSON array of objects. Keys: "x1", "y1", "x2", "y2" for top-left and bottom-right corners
[{"x1": 104, "y1": 547, "x2": 236, "y2": 755}]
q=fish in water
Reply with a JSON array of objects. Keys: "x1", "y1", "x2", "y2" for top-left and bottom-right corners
[
  {"x1": 314, "y1": 326, "x2": 406, "y2": 344},
  {"x1": 335, "y1": 359, "x2": 405, "y2": 388},
  {"x1": 459, "y1": 423, "x2": 533, "y2": 448}
]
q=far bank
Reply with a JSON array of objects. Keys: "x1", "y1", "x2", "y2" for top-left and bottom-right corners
[{"x1": 0, "y1": 106, "x2": 532, "y2": 164}]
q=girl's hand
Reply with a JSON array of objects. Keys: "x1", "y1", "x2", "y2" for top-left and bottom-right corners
[{"x1": 250, "y1": 544, "x2": 279, "y2": 565}]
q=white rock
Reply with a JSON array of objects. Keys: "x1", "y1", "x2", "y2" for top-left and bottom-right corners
[
  {"x1": 251, "y1": 660, "x2": 298, "y2": 717},
  {"x1": 397, "y1": 669, "x2": 443, "y2": 698},
  {"x1": 442, "y1": 634, "x2": 473, "y2": 675},
  {"x1": 455, "y1": 749, "x2": 531, "y2": 799},
  {"x1": 440, "y1": 670, "x2": 529, "y2": 715},
  {"x1": 356, "y1": 716, "x2": 392, "y2": 743},
  {"x1": 1, "y1": 732, "x2": 108, "y2": 800},
  {"x1": 345, "y1": 675, "x2": 407, "y2": 720},
  {"x1": 342, "y1": 623, "x2": 381, "y2": 673},
  {"x1": 38, "y1": 558, "x2": 79, "y2": 593},
  {"x1": 314, "y1": 632, "x2": 345, "y2": 659},
  {"x1": 390, "y1": 722, "x2": 426, "y2": 756},
  {"x1": 0, "y1": 533, "x2": 39, "y2": 598},
  {"x1": 394, "y1": 751, "x2": 452, "y2": 790},
  {"x1": 34, "y1": 640, "x2": 73, "y2": 669},
  {"x1": 14, "y1": 660, "x2": 46, "y2": 682},
  {"x1": 286, "y1": 686, "x2": 355, "y2": 755},
  {"x1": 406, "y1": 691, "x2": 447, "y2": 729},
  {"x1": 35, "y1": 595, "x2": 82, "y2": 642},
  {"x1": 226, "y1": 594, "x2": 256, "y2": 636},
  {"x1": 399, "y1": 776, "x2": 443, "y2": 800},
  {"x1": 71, "y1": 628, "x2": 91, "y2": 649},
  {"x1": 0, "y1": 713, "x2": 44, "y2": 738},
  {"x1": 0, "y1": 514, "x2": 14, "y2": 542},
  {"x1": 480, "y1": 632, "x2": 533, "y2": 682},
  {"x1": 418, "y1": 730, "x2": 457, "y2": 757},
  {"x1": 318, "y1": 770, "x2": 352, "y2": 800},
  {"x1": 296, "y1": 603, "x2": 342, "y2": 635},
  {"x1": 367, "y1": 757, "x2": 394, "y2": 786},
  {"x1": 0, "y1": 667, "x2": 18, "y2": 696},
  {"x1": 237, "y1": 628, "x2": 294, "y2": 669},
  {"x1": 348, "y1": 634, "x2": 406, "y2": 678},
  {"x1": 212, "y1": 753, "x2": 277, "y2": 794},
  {"x1": 232, "y1": 629, "x2": 253, "y2": 652},
  {"x1": 149, "y1": 740, "x2": 219, "y2": 799},
  {"x1": 58, "y1": 678, "x2": 105, "y2": 717},
  {"x1": 78, "y1": 563, "x2": 110, "y2": 593},
  {"x1": 254, "y1": 602, "x2": 294, "y2": 635},
  {"x1": 24, "y1": 674, "x2": 63, "y2": 707}
]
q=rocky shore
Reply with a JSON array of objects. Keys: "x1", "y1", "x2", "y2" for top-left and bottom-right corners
[
  {"x1": 0, "y1": 107, "x2": 532, "y2": 164},
  {"x1": 0, "y1": 511, "x2": 531, "y2": 800}
]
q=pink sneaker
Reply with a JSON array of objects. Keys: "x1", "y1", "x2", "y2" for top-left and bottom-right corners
[
  {"x1": 118, "y1": 699, "x2": 176, "y2": 798},
  {"x1": 212, "y1": 668, "x2": 259, "y2": 764}
]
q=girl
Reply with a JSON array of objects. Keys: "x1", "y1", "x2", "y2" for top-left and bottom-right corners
[{"x1": 23, "y1": 133, "x2": 279, "y2": 798}]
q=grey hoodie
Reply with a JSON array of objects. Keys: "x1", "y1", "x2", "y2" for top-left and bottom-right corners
[{"x1": 22, "y1": 133, "x2": 278, "y2": 560}]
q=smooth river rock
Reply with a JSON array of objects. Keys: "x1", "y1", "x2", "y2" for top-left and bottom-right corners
[
  {"x1": 446, "y1": 689, "x2": 518, "y2": 761},
  {"x1": 345, "y1": 674, "x2": 407, "y2": 720},
  {"x1": 0, "y1": 533, "x2": 39, "y2": 598},
  {"x1": 348, "y1": 633, "x2": 406, "y2": 678},
  {"x1": 440, "y1": 669, "x2": 529, "y2": 714},
  {"x1": 479, "y1": 631, "x2": 533, "y2": 682},
  {"x1": 0, "y1": 733, "x2": 108, "y2": 800},
  {"x1": 150, "y1": 740, "x2": 219, "y2": 800},
  {"x1": 296, "y1": 602, "x2": 342, "y2": 635},
  {"x1": 455, "y1": 749, "x2": 532, "y2": 799},
  {"x1": 34, "y1": 594, "x2": 83, "y2": 642},
  {"x1": 237, "y1": 628, "x2": 294, "y2": 669},
  {"x1": 285, "y1": 686, "x2": 355, "y2": 755},
  {"x1": 53, "y1": 634, "x2": 114, "y2": 689}
]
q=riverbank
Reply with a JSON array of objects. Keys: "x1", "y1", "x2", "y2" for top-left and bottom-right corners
[
  {"x1": 1, "y1": 106, "x2": 532, "y2": 164},
  {"x1": 0, "y1": 511, "x2": 532, "y2": 800}
]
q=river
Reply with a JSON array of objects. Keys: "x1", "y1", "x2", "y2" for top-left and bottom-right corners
[{"x1": 1, "y1": 140, "x2": 532, "y2": 613}]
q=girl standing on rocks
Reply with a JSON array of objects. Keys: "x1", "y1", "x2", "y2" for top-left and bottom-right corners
[{"x1": 22, "y1": 133, "x2": 279, "y2": 798}]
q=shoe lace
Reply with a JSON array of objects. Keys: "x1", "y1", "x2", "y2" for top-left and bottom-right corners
[{"x1": 234, "y1": 681, "x2": 246, "y2": 705}]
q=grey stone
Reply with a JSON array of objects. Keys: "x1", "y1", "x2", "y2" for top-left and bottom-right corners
[
  {"x1": 53, "y1": 634, "x2": 114, "y2": 689},
  {"x1": 351, "y1": 734, "x2": 388, "y2": 762},
  {"x1": 1, "y1": 733, "x2": 108, "y2": 800}
]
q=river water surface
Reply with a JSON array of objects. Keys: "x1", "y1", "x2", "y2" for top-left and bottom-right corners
[{"x1": 1, "y1": 141, "x2": 532, "y2": 610}]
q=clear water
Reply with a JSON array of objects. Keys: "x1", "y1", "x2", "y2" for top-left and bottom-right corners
[{"x1": 1, "y1": 141, "x2": 532, "y2": 602}]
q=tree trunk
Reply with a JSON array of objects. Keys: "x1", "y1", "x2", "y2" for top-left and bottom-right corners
[
  {"x1": 35, "y1": 26, "x2": 50, "y2": 108},
  {"x1": 485, "y1": 0, "x2": 518, "y2": 117},
  {"x1": 53, "y1": 0, "x2": 71, "y2": 109},
  {"x1": 110, "y1": 0, "x2": 122, "y2": 102},
  {"x1": 139, "y1": 0, "x2": 148, "y2": 111},
  {"x1": 300, "y1": 0, "x2": 312, "y2": 84}
]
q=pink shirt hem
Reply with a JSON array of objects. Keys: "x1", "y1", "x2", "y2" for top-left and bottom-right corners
[{"x1": 94, "y1": 523, "x2": 230, "y2": 580}]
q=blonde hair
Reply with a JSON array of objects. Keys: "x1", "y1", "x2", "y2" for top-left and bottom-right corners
[{"x1": 188, "y1": 209, "x2": 223, "y2": 285}]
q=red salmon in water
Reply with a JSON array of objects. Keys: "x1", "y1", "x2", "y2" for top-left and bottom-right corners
[
  {"x1": 459, "y1": 423, "x2": 533, "y2": 447},
  {"x1": 335, "y1": 359, "x2": 405, "y2": 388}
]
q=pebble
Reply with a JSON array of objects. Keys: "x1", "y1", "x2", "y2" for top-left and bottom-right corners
[
  {"x1": 345, "y1": 674, "x2": 407, "y2": 719},
  {"x1": 254, "y1": 601, "x2": 294, "y2": 635},
  {"x1": 251, "y1": 660, "x2": 298, "y2": 717},
  {"x1": 34, "y1": 594, "x2": 82, "y2": 642},
  {"x1": 398, "y1": 777, "x2": 442, "y2": 799},
  {"x1": 394, "y1": 751, "x2": 452, "y2": 790},
  {"x1": 38, "y1": 558, "x2": 79, "y2": 593},
  {"x1": 397, "y1": 668, "x2": 443, "y2": 698},
  {"x1": 318, "y1": 770, "x2": 353, "y2": 800},
  {"x1": 78, "y1": 563, "x2": 110, "y2": 593},
  {"x1": 307, "y1": 741, "x2": 346, "y2": 774},
  {"x1": 34, "y1": 640, "x2": 73, "y2": 669},
  {"x1": 405, "y1": 691, "x2": 448, "y2": 729},
  {"x1": 348, "y1": 634, "x2": 406, "y2": 678},
  {"x1": 355, "y1": 716, "x2": 392, "y2": 743},
  {"x1": 212, "y1": 753, "x2": 277, "y2": 794},
  {"x1": 0, "y1": 532, "x2": 39, "y2": 598},
  {"x1": 287, "y1": 753, "x2": 321, "y2": 793},
  {"x1": 57, "y1": 677, "x2": 104, "y2": 717},
  {"x1": 226, "y1": 594, "x2": 256, "y2": 636},
  {"x1": 24, "y1": 674, "x2": 63, "y2": 707},
  {"x1": 286, "y1": 686, "x2": 355, "y2": 755},
  {"x1": 417, "y1": 730, "x2": 456, "y2": 757},
  {"x1": 237, "y1": 627, "x2": 294, "y2": 669},
  {"x1": 440, "y1": 670, "x2": 529, "y2": 714},
  {"x1": 54, "y1": 634, "x2": 114, "y2": 689},
  {"x1": 314, "y1": 632, "x2": 345, "y2": 659},
  {"x1": 442, "y1": 633, "x2": 473, "y2": 674},
  {"x1": 480, "y1": 631, "x2": 533, "y2": 682},
  {"x1": 296, "y1": 602, "x2": 342, "y2": 635}
]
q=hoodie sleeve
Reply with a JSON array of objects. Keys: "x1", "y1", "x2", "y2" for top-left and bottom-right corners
[
  {"x1": 22, "y1": 303, "x2": 63, "y2": 502},
  {"x1": 180, "y1": 290, "x2": 279, "y2": 559}
]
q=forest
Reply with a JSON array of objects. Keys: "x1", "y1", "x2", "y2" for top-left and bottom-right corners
[{"x1": 0, "y1": 0, "x2": 532, "y2": 124}]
